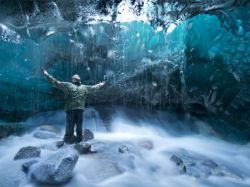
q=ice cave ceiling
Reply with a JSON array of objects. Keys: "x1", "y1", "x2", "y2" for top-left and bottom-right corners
[{"x1": 0, "y1": 0, "x2": 249, "y2": 139}]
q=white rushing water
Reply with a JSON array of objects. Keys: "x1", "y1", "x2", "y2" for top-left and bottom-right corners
[{"x1": 0, "y1": 107, "x2": 250, "y2": 187}]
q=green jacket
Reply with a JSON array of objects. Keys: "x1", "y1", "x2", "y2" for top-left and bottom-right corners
[{"x1": 45, "y1": 73, "x2": 103, "y2": 111}]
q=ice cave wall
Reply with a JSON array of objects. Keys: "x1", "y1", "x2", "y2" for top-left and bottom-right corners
[{"x1": 0, "y1": 0, "x2": 249, "y2": 140}]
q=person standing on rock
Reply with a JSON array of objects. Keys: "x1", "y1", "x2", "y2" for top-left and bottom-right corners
[{"x1": 42, "y1": 68, "x2": 105, "y2": 144}]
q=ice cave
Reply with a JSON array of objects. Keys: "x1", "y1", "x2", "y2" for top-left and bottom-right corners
[{"x1": 0, "y1": 0, "x2": 250, "y2": 187}]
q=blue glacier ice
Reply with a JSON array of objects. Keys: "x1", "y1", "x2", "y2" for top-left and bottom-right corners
[{"x1": 0, "y1": 1, "x2": 249, "y2": 141}]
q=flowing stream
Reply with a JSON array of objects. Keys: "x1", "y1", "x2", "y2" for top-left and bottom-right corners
[{"x1": 0, "y1": 107, "x2": 250, "y2": 187}]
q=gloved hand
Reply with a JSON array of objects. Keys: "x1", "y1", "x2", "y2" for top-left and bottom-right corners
[
  {"x1": 42, "y1": 68, "x2": 49, "y2": 76},
  {"x1": 98, "y1": 81, "x2": 106, "y2": 87}
]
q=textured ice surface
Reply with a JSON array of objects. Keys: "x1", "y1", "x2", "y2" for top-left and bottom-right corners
[{"x1": 0, "y1": 1, "x2": 249, "y2": 140}]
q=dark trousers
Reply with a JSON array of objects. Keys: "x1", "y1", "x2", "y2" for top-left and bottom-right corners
[{"x1": 64, "y1": 109, "x2": 83, "y2": 143}]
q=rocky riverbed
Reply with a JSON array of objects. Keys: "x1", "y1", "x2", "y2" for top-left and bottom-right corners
[{"x1": 0, "y1": 114, "x2": 250, "y2": 187}]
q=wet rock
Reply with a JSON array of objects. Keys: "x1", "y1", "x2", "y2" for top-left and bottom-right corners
[
  {"x1": 170, "y1": 155, "x2": 186, "y2": 173},
  {"x1": 22, "y1": 160, "x2": 39, "y2": 173},
  {"x1": 83, "y1": 129, "x2": 94, "y2": 141},
  {"x1": 30, "y1": 148, "x2": 79, "y2": 185},
  {"x1": 33, "y1": 131, "x2": 58, "y2": 139},
  {"x1": 170, "y1": 150, "x2": 243, "y2": 180},
  {"x1": 33, "y1": 125, "x2": 61, "y2": 139},
  {"x1": 118, "y1": 145, "x2": 129, "y2": 153},
  {"x1": 37, "y1": 125, "x2": 61, "y2": 134},
  {"x1": 170, "y1": 154, "x2": 183, "y2": 165},
  {"x1": 74, "y1": 143, "x2": 92, "y2": 154},
  {"x1": 14, "y1": 146, "x2": 41, "y2": 160}
]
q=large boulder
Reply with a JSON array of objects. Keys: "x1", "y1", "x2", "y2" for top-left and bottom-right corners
[
  {"x1": 14, "y1": 146, "x2": 41, "y2": 160},
  {"x1": 170, "y1": 149, "x2": 243, "y2": 180},
  {"x1": 30, "y1": 148, "x2": 79, "y2": 185}
]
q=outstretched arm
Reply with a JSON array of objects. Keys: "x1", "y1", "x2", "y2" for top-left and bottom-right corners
[
  {"x1": 42, "y1": 68, "x2": 68, "y2": 90},
  {"x1": 86, "y1": 81, "x2": 106, "y2": 93}
]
